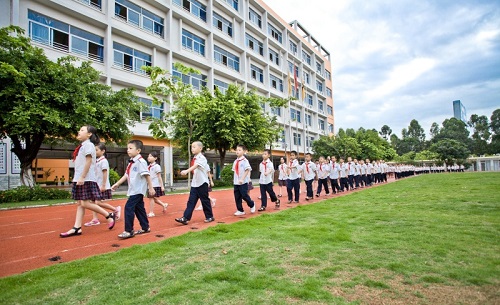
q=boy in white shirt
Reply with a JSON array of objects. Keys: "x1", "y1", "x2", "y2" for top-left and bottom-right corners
[
  {"x1": 258, "y1": 149, "x2": 280, "y2": 211},
  {"x1": 286, "y1": 150, "x2": 301, "y2": 203},
  {"x1": 316, "y1": 156, "x2": 330, "y2": 197},
  {"x1": 233, "y1": 144, "x2": 256, "y2": 216},
  {"x1": 174, "y1": 141, "x2": 214, "y2": 225},
  {"x1": 329, "y1": 156, "x2": 341, "y2": 194},
  {"x1": 302, "y1": 153, "x2": 317, "y2": 200}
]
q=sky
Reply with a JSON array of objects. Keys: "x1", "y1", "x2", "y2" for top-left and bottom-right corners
[{"x1": 267, "y1": 0, "x2": 500, "y2": 137}]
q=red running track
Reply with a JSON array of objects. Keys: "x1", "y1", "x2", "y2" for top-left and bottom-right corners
[{"x1": 0, "y1": 180, "x2": 392, "y2": 277}]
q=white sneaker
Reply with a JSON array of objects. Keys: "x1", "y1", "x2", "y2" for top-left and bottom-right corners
[
  {"x1": 211, "y1": 199, "x2": 216, "y2": 207},
  {"x1": 195, "y1": 205, "x2": 202, "y2": 211},
  {"x1": 250, "y1": 204, "x2": 256, "y2": 213},
  {"x1": 234, "y1": 211, "x2": 246, "y2": 216},
  {"x1": 147, "y1": 212, "x2": 155, "y2": 217}
]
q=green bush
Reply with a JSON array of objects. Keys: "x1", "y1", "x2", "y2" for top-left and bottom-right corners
[
  {"x1": 220, "y1": 165, "x2": 234, "y2": 186},
  {"x1": 0, "y1": 185, "x2": 71, "y2": 204},
  {"x1": 108, "y1": 168, "x2": 121, "y2": 185}
]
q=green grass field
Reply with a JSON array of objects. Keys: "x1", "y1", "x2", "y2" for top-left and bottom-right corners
[{"x1": 1, "y1": 173, "x2": 499, "y2": 304}]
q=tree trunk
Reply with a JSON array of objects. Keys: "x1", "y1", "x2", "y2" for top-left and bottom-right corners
[
  {"x1": 218, "y1": 148, "x2": 226, "y2": 169},
  {"x1": 10, "y1": 133, "x2": 44, "y2": 188}
]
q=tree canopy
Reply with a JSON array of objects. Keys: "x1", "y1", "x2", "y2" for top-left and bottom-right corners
[{"x1": 0, "y1": 26, "x2": 140, "y2": 186}]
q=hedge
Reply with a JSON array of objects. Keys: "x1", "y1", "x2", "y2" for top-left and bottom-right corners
[{"x1": 0, "y1": 185, "x2": 71, "y2": 204}]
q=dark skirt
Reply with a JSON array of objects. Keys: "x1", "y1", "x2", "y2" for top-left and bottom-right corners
[
  {"x1": 148, "y1": 186, "x2": 165, "y2": 198},
  {"x1": 278, "y1": 179, "x2": 287, "y2": 187},
  {"x1": 100, "y1": 189, "x2": 113, "y2": 200},
  {"x1": 72, "y1": 182, "x2": 102, "y2": 201}
]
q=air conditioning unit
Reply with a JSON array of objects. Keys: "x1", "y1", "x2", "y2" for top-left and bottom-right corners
[{"x1": 307, "y1": 104, "x2": 313, "y2": 109}]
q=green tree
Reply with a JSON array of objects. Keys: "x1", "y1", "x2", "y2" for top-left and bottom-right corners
[
  {"x1": 198, "y1": 85, "x2": 287, "y2": 165},
  {"x1": 430, "y1": 122, "x2": 440, "y2": 139},
  {"x1": 489, "y1": 109, "x2": 500, "y2": 153},
  {"x1": 379, "y1": 124, "x2": 392, "y2": 140},
  {"x1": 414, "y1": 150, "x2": 439, "y2": 162},
  {"x1": 433, "y1": 117, "x2": 470, "y2": 145},
  {"x1": 468, "y1": 114, "x2": 491, "y2": 155},
  {"x1": 430, "y1": 139, "x2": 470, "y2": 166},
  {"x1": 0, "y1": 26, "x2": 139, "y2": 187}
]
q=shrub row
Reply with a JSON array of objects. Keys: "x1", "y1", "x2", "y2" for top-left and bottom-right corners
[{"x1": 0, "y1": 186, "x2": 71, "y2": 204}]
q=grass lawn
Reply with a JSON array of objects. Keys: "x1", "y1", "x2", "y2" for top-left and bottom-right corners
[{"x1": 0, "y1": 172, "x2": 498, "y2": 304}]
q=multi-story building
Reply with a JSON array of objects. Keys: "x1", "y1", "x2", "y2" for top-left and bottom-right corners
[{"x1": 0, "y1": 0, "x2": 333, "y2": 189}]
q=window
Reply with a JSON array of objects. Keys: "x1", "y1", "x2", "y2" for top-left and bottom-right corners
[
  {"x1": 172, "y1": 64, "x2": 207, "y2": 90},
  {"x1": 305, "y1": 113, "x2": 312, "y2": 126},
  {"x1": 291, "y1": 108, "x2": 301, "y2": 123},
  {"x1": 250, "y1": 65, "x2": 264, "y2": 83},
  {"x1": 248, "y1": 8, "x2": 262, "y2": 28},
  {"x1": 306, "y1": 136, "x2": 315, "y2": 147},
  {"x1": 306, "y1": 94, "x2": 313, "y2": 107},
  {"x1": 302, "y1": 50, "x2": 311, "y2": 65},
  {"x1": 269, "y1": 74, "x2": 283, "y2": 92},
  {"x1": 260, "y1": 102, "x2": 266, "y2": 112},
  {"x1": 224, "y1": 0, "x2": 238, "y2": 11},
  {"x1": 139, "y1": 97, "x2": 163, "y2": 119},
  {"x1": 316, "y1": 80, "x2": 323, "y2": 93},
  {"x1": 245, "y1": 33, "x2": 263, "y2": 56},
  {"x1": 291, "y1": 85, "x2": 299, "y2": 99},
  {"x1": 268, "y1": 23, "x2": 282, "y2": 43},
  {"x1": 316, "y1": 62, "x2": 322, "y2": 74},
  {"x1": 293, "y1": 132, "x2": 302, "y2": 146},
  {"x1": 76, "y1": 0, "x2": 102, "y2": 10},
  {"x1": 327, "y1": 105, "x2": 333, "y2": 115},
  {"x1": 318, "y1": 100, "x2": 324, "y2": 112},
  {"x1": 182, "y1": 29, "x2": 205, "y2": 56},
  {"x1": 325, "y1": 69, "x2": 331, "y2": 80},
  {"x1": 271, "y1": 107, "x2": 281, "y2": 117},
  {"x1": 289, "y1": 40, "x2": 297, "y2": 55},
  {"x1": 28, "y1": 10, "x2": 104, "y2": 62},
  {"x1": 113, "y1": 42, "x2": 151, "y2": 74},
  {"x1": 303, "y1": 71, "x2": 310, "y2": 85},
  {"x1": 269, "y1": 48, "x2": 279, "y2": 65},
  {"x1": 319, "y1": 119, "x2": 325, "y2": 130},
  {"x1": 213, "y1": 12, "x2": 232, "y2": 37},
  {"x1": 328, "y1": 124, "x2": 334, "y2": 133},
  {"x1": 115, "y1": 0, "x2": 164, "y2": 37},
  {"x1": 326, "y1": 87, "x2": 332, "y2": 97},
  {"x1": 214, "y1": 45, "x2": 239, "y2": 71},
  {"x1": 173, "y1": 0, "x2": 206, "y2": 22},
  {"x1": 214, "y1": 79, "x2": 229, "y2": 94}
]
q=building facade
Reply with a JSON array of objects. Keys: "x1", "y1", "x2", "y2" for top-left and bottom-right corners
[
  {"x1": 1, "y1": 0, "x2": 334, "y2": 189},
  {"x1": 453, "y1": 100, "x2": 467, "y2": 123}
]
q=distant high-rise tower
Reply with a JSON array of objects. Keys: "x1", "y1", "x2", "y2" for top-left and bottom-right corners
[{"x1": 453, "y1": 100, "x2": 467, "y2": 123}]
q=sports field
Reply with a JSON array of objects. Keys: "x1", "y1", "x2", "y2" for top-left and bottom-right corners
[{"x1": 0, "y1": 172, "x2": 498, "y2": 304}]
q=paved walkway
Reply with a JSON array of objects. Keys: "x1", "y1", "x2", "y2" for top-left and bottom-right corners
[{"x1": 0, "y1": 180, "x2": 394, "y2": 277}]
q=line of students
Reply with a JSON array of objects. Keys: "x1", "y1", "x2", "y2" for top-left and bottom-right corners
[{"x1": 60, "y1": 129, "x2": 392, "y2": 239}]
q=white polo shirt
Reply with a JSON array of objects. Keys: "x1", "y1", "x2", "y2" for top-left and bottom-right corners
[
  {"x1": 126, "y1": 155, "x2": 149, "y2": 196},
  {"x1": 233, "y1": 156, "x2": 251, "y2": 185},
  {"x1": 278, "y1": 163, "x2": 288, "y2": 180},
  {"x1": 288, "y1": 159, "x2": 300, "y2": 180},
  {"x1": 317, "y1": 163, "x2": 330, "y2": 179},
  {"x1": 148, "y1": 162, "x2": 162, "y2": 187},
  {"x1": 348, "y1": 162, "x2": 356, "y2": 175},
  {"x1": 354, "y1": 163, "x2": 361, "y2": 176},
  {"x1": 191, "y1": 153, "x2": 209, "y2": 187},
  {"x1": 302, "y1": 161, "x2": 316, "y2": 181},
  {"x1": 73, "y1": 139, "x2": 97, "y2": 183},
  {"x1": 340, "y1": 163, "x2": 348, "y2": 178},
  {"x1": 329, "y1": 162, "x2": 340, "y2": 179},
  {"x1": 95, "y1": 156, "x2": 111, "y2": 189},
  {"x1": 361, "y1": 164, "x2": 367, "y2": 175},
  {"x1": 259, "y1": 159, "x2": 274, "y2": 184}
]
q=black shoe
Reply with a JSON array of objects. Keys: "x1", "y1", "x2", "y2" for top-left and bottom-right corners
[
  {"x1": 275, "y1": 199, "x2": 280, "y2": 209},
  {"x1": 204, "y1": 217, "x2": 215, "y2": 223},
  {"x1": 175, "y1": 217, "x2": 189, "y2": 225},
  {"x1": 60, "y1": 227, "x2": 82, "y2": 238},
  {"x1": 258, "y1": 206, "x2": 266, "y2": 212}
]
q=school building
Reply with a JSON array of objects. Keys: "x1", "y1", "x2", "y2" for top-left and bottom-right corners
[{"x1": 0, "y1": 0, "x2": 334, "y2": 190}]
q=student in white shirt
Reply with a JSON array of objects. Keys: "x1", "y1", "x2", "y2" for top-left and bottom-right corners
[
  {"x1": 329, "y1": 156, "x2": 341, "y2": 194},
  {"x1": 258, "y1": 149, "x2": 280, "y2": 211},
  {"x1": 316, "y1": 156, "x2": 330, "y2": 197},
  {"x1": 286, "y1": 150, "x2": 301, "y2": 203},
  {"x1": 277, "y1": 157, "x2": 287, "y2": 198},
  {"x1": 232, "y1": 144, "x2": 256, "y2": 216},
  {"x1": 173, "y1": 141, "x2": 214, "y2": 225},
  {"x1": 146, "y1": 151, "x2": 168, "y2": 217},
  {"x1": 302, "y1": 153, "x2": 317, "y2": 200}
]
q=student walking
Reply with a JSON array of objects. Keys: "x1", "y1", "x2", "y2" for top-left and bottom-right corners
[
  {"x1": 175, "y1": 141, "x2": 214, "y2": 225},
  {"x1": 339, "y1": 158, "x2": 349, "y2": 192},
  {"x1": 146, "y1": 151, "x2": 168, "y2": 217},
  {"x1": 195, "y1": 167, "x2": 216, "y2": 210},
  {"x1": 316, "y1": 156, "x2": 330, "y2": 197},
  {"x1": 287, "y1": 151, "x2": 301, "y2": 203},
  {"x1": 277, "y1": 157, "x2": 287, "y2": 197},
  {"x1": 329, "y1": 156, "x2": 341, "y2": 194},
  {"x1": 258, "y1": 149, "x2": 280, "y2": 211},
  {"x1": 232, "y1": 144, "x2": 256, "y2": 216},
  {"x1": 60, "y1": 125, "x2": 116, "y2": 238},
  {"x1": 302, "y1": 153, "x2": 317, "y2": 200},
  {"x1": 111, "y1": 140, "x2": 155, "y2": 239},
  {"x1": 84, "y1": 143, "x2": 121, "y2": 227}
]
